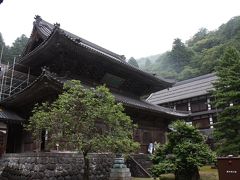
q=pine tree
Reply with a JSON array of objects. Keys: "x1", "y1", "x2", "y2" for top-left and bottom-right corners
[
  {"x1": 212, "y1": 47, "x2": 240, "y2": 155},
  {"x1": 128, "y1": 57, "x2": 139, "y2": 68},
  {"x1": 167, "y1": 38, "x2": 193, "y2": 73},
  {"x1": 10, "y1": 34, "x2": 28, "y2": 57},
  {"x1": 0, "y1": 33, "x2": 28, "y2": 64}
]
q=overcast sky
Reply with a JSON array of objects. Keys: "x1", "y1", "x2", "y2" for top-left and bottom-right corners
[{"x1": 0, "y1": 0, "x2": 240, "y2": 59}]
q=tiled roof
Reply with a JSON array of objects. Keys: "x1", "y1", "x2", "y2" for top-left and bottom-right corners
[
  {"x1": 1, "y1": 69, "x2": 188, "y2": 118},
  {"x1": 30, "y1": 15, "x2": 173, "y2": 88},
  {"x1": 147, "y1": 73, "x2": 217, "y2": 104},
  {"x1": 0, "y1": 108, "x2": 24, "y2": 122},
  {"x1": 35, "y1": 16, "x2": 125, "y2": 61},
  {"x1": 113, "y1": 93, "x2": 188, "y2": 117}
]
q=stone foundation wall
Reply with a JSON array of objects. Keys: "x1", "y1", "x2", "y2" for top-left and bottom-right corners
[{"x1": 0, "y1": 152, "x2": 114, "y2": 180}]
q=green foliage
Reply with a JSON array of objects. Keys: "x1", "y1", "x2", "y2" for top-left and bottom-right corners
[
  {"x1": 218, "y1": 16, "x2": 240, "y2": 40},
  {"x1": 26, "y1": 80, "x2": 139, "y2": 179},
  {"x1": 128, "y1": 57, "x2": 139, "y2": 68},
  {"x1": 136, "y1": 54, "x2": 160, "y2": 69},
  {"x1": 138, "y1": 16, "x2": 240, "y2": 81},
  {"x1": 187, "y1": 28, "x2": 208, "y2": 47},
  {"x1": 26, "y1": 80, "x2": 139, "y2": 154},
  {"x1": 178, "y1": 66, "x2": 200, "y2": 80},
  {"x1": 144, "y1": 58, "x2": 152, "y2": 70},
  {"x1": 10, "y1": 34, "x2": 28, "y2": 58},
  {"x1": 0, "y1": 33, "x2": 4, "y2": 46},
  {"x1": 167, "y1": 38, "x2": 194, "y2": 73},
  {"x1": 212, "y1": 47, "x2": 240, "y2": 156},
  {"x1": 151, "y1": 121, "x2": 216, "y2": 180},
  {"x1": 0, "y1": 33, "x2": 28, "y2": 64}
]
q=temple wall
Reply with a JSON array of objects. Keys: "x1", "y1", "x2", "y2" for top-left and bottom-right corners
[
  {"x1": 0, "y1": 152, "x2": 114, "y2": 180},
  {"x1": 132, "y1": 116, "x2": 169, "y2": 153}
]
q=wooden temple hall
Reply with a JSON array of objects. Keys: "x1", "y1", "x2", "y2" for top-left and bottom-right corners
[{"x1": 0, "y1": 16, "x2": 188, "y2": 154}]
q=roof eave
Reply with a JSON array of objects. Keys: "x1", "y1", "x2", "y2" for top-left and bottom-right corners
[{"x1": 33, "y1": 16, "x2": 173, "y2": 91}]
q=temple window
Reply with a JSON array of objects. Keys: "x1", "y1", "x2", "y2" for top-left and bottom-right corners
[
  {"x1": 175, "y1": 101, "x2": 188, "y2": 111},
  {"x1": 191, "y1": 98, "x2": 208, "y2": 112}
]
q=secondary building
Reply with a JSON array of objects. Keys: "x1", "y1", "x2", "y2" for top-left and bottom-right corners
[{"x1": 147, "y1": 73, "x2": 219, "y2": 140}]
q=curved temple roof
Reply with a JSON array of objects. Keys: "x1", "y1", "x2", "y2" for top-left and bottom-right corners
[
  {"x1": 0, "y1": 108, "x2": 24, "y2": 123},
  {"x1": 1, "y1": 69, "x2": 188, "y2": 118},
  {"x1": 19, "y1": 16, "x2": 174, "y2": 94},
  {"x1": 0, "y1": 16, "x2": 189, "y2": 121}
]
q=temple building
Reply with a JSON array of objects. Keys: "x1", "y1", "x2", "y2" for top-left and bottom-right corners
[
  {"x1": 0, "y1": 16, "x2": 188, "y2": 154},
  {"x1": 147, "y1": 73, "x2": 219, "y2": 141}
]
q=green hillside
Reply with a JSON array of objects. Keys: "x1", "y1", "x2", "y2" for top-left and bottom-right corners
[
  {"x1": 0, "y1": 34, "x2": 28, "y2": 64},
  {"x1": 138, "y1": 16, "x2": 240, "y2": 80},
  {"x1": 136, "y1": 54, "x2": 161, "y2": 68}
]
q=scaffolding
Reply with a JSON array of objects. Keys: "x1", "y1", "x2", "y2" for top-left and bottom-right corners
[{"x1": 0, "y1": 59, "x2": 35, "y2": 101}]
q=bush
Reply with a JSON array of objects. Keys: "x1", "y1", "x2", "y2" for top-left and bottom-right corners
[{"x1": 151, "y1": 121, "x2": 216, "y2": 180}]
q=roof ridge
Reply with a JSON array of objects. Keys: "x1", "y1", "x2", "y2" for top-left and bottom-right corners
[
  {"x1": 34, "y1": 16, "x2": 126, "y2": 62},
  {"x1": 36, "y1": 17, "x2": 173, "y2": 86},
  {"x1": 175, "y1": 73, "x2": 216, "y2": 86}
]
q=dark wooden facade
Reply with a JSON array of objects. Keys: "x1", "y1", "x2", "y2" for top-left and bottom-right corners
[
  {"x1": 0, "y1": 16, "x2": 187, "y2": 153},
  {"x1": 147, "y1": 73, "x2": 219, "y2": 145}
]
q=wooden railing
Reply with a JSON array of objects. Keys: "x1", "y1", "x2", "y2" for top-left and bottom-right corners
[{"x1": 126, "y1": 155, "x2": 152, "y2": 178}]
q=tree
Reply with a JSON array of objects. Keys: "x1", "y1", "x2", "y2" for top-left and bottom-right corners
[
  {"x1": 150, "y1": 120, "x2": 215, "y2": 180},
  {"x1": 10, "y1": 34, "x2": 28, "y2": 58},
  {"x1": 212, "y1": 47, "x2": 240, "y2": 156},
  {"x1": 0, "y1": 33, "x2": 28, "y2": 64},
  {"x1": 144, "y1": 58, "x2": 152, "y2": 70},
  {"x1": 26, "y1": 80, "x2": 139, "y2": 180},
  {"x1": 136, "y1": 16, "x2": 240, "y2": 81},
  {"x1": 0, "y1": 32, "x2": 11, "y2": 64},
  {"x1": 0, "y1": 33, "x2": 4, "y2": 62},
  {"x1": 168, "y1": 38, "x2": 194, "y2": 73},
  {"x1": 187, "y1": 28, "x2": 208, "y2": 47},
  {"x1": 128, "y1": 57, "x2": 139, "y2": 68},
  {"x1": 178, "y1": 66, "x2": 200, "y2": 80}
]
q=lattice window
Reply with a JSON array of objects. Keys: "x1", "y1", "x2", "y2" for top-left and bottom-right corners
[
  {"x1": 191, "y1": 99, "x2": 208, "y2": 112},
  {"x1": 192, "y1": 118, "x2": 210, "y2": 129},
  {"x1": 176, "y1": 102, "x2": 188, "y2": 111}
]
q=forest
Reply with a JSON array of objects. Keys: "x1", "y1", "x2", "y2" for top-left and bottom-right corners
[
  {"x1": 1, "y1": 15, "x2": 240, "y2": 82},
  {"x1": 0, "y1": 33, "x2": 28, "y2": 65},
  {"x1": 131, "y1": 16, "x2": 240, "y2": 81}
]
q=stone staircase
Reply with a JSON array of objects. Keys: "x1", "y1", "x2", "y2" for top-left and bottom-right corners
[{"x1": 126, "y1": 154, "x2": 153, "y2": 178}]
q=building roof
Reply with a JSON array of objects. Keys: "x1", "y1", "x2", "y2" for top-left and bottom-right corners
[
  {"x1": 113, "y1": 93, "x2": 188, "y2": 117},
  {"x1": 15, "y1": 15, "x2": 173, "y2": 96},
  {"x1": 29, "y1": 16, "x2": 126, "y2": 62},
  {"x1": 1, "y1": 69, "x2": 188, "y2": 118},
  {"x1": 0, "y1": 69, "x2": 63, "y2": 111},
  {"x1": 0, "y1": 107, "x2": 24, "y2": 122},
  {"x1": 147, "y1": 73, "x2": 218, "y2": 104}
]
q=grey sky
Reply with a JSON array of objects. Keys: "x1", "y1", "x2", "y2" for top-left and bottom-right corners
[{"x1": 0, "y1": 0, "x2": 240, "y2": 59}]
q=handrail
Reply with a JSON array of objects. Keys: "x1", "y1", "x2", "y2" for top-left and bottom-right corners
[{"x1": 127, "y1": 155, "x2": 152, "y2": 177}]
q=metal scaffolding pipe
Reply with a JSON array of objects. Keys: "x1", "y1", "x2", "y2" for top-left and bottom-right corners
[
  {"x1": 0, "y1": 72, "x2": 5, "y2": 100},
  {"x1": 0, "y1": 45, "x2": 3, "y2": 65},
  {"x1": 9, "y1": 57, "x2": 16, "y2": 96}
]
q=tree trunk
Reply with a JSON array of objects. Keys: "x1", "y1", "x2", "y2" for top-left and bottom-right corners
[
  {"x1": 83, "y1": 153, "x2": 90, "y2": 180},
  {"x1": 175, "y1": 167, "x2": 200, "y2": 180}
]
